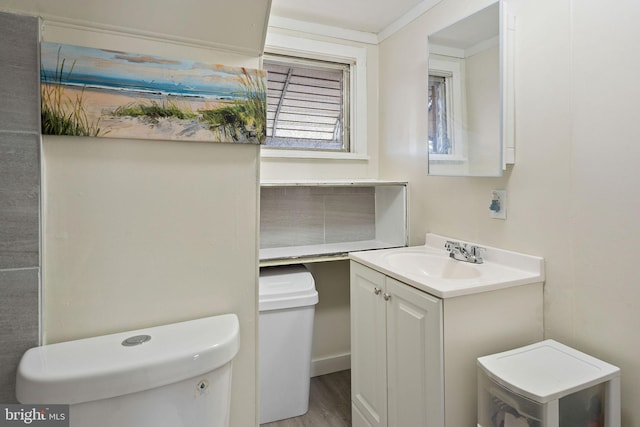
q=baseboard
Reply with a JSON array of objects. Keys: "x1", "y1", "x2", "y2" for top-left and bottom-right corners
[{"x1": 311, "y1": 352, "x2": 351, "y2": 377}]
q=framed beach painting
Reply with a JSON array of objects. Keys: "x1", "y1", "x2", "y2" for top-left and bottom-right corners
[{"x1": 40, "y1": 42, "x2": 266, "y2": 144}]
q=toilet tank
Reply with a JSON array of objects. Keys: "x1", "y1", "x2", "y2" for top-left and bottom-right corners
[{"x1": 16, "y1": 314, "x2": 240, "y2": 427}]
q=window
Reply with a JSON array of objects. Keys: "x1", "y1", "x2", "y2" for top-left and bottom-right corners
[
  {"x1": 428, "y1": 55, "x2": 465, "y2": 161},
  {"x1": 262, "y1": 32, "x2": 368, "y2": 159},
  {"x1": 428, "y1": 74, "x2": 451, "y2": 155},
  {"x1": 264, "y1": 55, "x2": 350, "y2": 151}
]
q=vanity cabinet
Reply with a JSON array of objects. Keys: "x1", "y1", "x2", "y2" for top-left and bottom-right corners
[
  {"x1": 350, "y1": 261, "x2": 443, "y2": 427},
  {"x1": 350, "y1": 260, "x2": 543, "y2": 427}
]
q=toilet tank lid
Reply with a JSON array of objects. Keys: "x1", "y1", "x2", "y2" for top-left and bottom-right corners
[
  {"x1": 259, "y1": 265, "x2": 318, "y2": 311},
  {"x1": 16, "y1": 314, "x2": 240, "y2": 405}
]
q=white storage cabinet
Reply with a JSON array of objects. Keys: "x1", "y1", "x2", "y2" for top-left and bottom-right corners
[
  {"x1": 477, "y1": 339, "x2": 621, "y2": 427},
  {"x1": 350, "y1": 261, "x2": 443, "y2": 427},
  {"x1": 350, "y1": 261, "x2": 543, "y2": 427}
]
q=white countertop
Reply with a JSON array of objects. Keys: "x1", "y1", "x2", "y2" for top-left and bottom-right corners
[{"x1": 349, "y1": 233, "x2": 544, "y2": 298}]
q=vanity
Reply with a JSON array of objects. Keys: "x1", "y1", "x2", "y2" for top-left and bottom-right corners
[{"x1": 349, "y1": 234, "x2": 544, "y2": 427}]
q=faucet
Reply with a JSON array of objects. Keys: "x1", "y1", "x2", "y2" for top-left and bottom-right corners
[{"x1": 444, "y1": 240, "x2": 485, "y2": 264}]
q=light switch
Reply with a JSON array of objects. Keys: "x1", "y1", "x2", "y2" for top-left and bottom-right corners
[{"x1": 489, "y1": 190, "x2": 507, "y2": 220}]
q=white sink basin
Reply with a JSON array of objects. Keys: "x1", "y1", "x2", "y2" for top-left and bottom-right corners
[
  {"x1": 349, "y1": 234, "x2": 545, "y2": 298},
  {"x1": 383, "y1": 252, "x2": 481, "y2": 280}
]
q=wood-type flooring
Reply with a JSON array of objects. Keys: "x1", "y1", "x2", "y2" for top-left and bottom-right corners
[{"x1": 260, "y1": 370, "x2": 351, "y2": 427}]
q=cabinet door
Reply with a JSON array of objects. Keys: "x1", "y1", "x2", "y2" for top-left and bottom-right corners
[
  {"x1": 350, "y1": 262, "x2": 388, "y2": 427},
  {"x1": 386, "y1": 277, "x2": 443, "y2": 427}
]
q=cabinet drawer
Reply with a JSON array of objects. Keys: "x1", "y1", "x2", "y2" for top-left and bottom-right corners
[
  {"x1": 478, "y1": 368, "x2": 607, "y2": 427},
  {"x1": 478, "y1": 369, "x2": 544, "y2": 427}
]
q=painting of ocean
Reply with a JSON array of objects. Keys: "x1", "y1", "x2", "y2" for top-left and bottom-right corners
[{"x1": 40, "y1": 42, "x2": 266, "y2": 143}]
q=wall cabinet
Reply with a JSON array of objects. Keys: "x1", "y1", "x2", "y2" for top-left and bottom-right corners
[{"x1": 350, "y1": 260, "x2": 543, "y2": 427}]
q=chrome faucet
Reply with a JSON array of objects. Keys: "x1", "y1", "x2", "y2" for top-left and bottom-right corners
[{"x1": 444, "y1": 240, "x2": 485, "y2": 264}]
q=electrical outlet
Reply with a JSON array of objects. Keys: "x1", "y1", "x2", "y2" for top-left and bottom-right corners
[{"x1": 489, "y1": 190, "x2": 507, "y2": 219}]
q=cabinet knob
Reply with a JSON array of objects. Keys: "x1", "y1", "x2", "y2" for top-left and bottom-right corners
[
  {"x1": 374, "y1": 287, "x2": 382, "y2": 295},
  {"x1": 383, "y1": 293, "x2": 391, "y2": 301}
]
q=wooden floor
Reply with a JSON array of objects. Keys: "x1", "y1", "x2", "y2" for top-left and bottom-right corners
[{"x1": 260, "y1": 370, "x2": 351, "y2": 427}]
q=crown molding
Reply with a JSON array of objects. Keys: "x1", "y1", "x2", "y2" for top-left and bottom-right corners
[
  {"x1": 267, "y1": 15, "x2": 378, "y2": 44},
  {"x1": 269, "y1": 0, "x2": 442, "y2": 45},
  {"x1": 377, "y1": 0, "x2": 442, "y2": 42}
]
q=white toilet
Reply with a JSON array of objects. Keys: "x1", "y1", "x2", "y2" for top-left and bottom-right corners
[{"x1": 16, "y1": 314, "x2": 240, "y2": 427}]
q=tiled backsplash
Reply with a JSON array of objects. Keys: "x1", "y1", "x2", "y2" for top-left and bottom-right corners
[
  {"x1": 259, "y1": 182, "x2": 407, "y2": 264},
  {"x1": 0, "y1": 133, "x2": 40, "y2": 269},
  {"x1": 0, "y1": 268, "x2": 39, "y2": 402},
  {"x1": 260, "y1": 186, "x2": 376, "y2": 248},
  {"x1": 0, "y1": 11, "x2": 40, "y2": 403},
  {"x1": 0, "y1": 15, "x2": 40, "y2": 133}
]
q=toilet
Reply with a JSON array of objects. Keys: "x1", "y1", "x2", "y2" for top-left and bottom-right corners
[
  {"x1": 16, "y1": 314, "x2": 240, "y2": 427},
  {"x1": 259, "y1": 265, "x2": 318, "y2": 424}
]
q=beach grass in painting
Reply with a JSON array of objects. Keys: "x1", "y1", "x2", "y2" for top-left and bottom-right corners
[
  {"x1": 113, "y1": 99, "x2": 197, "y2": 120},
  {"x1": 40, "y1": 42, "x2": 266, "y2": 144},
  {"x1": 40, "y1": 47, "x2": 103, "y2": 137}
]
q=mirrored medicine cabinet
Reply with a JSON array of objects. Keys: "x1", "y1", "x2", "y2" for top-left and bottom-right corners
[{"x1": 427, "y1": 0, "x2": 514, "y2": 176}]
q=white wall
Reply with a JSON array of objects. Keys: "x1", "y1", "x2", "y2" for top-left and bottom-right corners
[
  {"x1": 379, "y1": 0, "x2": 640, "y2": 423},
  {"x1": 305, "y1": 260, "x2": 351, "y2": 374},
  {"x1": 44, "y1": 142, "x2": 259, "y2": 426},
  {"x1": 570, "y1": 0, "x2": 640, "y2": 418},
  {"x1": 30, "y1": 17, "x2": 261, "y2": 427},
  {"x1": 0, "y1": 0, "x2": 270, "y2": 55}
]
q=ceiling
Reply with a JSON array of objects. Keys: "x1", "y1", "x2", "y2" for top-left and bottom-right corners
[
  {"x1": 269, "y1": 0, "x2": 440, "y2": 35},
  {"x1": 0, "y1": 0, "x2": 272, "y2": 55},
  {"x1": 429, "y1": 3, "x2": 498, "y2": 50},
  {"x1": 1, "y1": 0, "x2": 442, "y2": 53}
]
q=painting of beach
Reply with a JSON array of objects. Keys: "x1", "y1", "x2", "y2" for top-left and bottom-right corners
[{"x1": 40, "y1": 42, "x2": 266, "y2": 144}]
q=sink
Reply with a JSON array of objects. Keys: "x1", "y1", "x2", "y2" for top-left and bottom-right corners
[
  {"x1": 349, "y1": 233, "x2": 545, "y2": 298},
  {"x1": 383, "y1": 252, "x2": 481, "y2": 280}
]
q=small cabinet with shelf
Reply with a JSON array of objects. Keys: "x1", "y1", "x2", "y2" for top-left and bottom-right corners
[
  {"x1": 477, "y1": 340, "x2": 620, "y2": 427},
  {"x1": 260, "y1": 181, "x2": 407, "y2": 266},
  {"x1": 350, "y1": 259, "x2": 543, "y2": 427}
]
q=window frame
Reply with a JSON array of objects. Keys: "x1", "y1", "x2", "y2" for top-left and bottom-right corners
[
  {"x1": 262, "y1": 33, "x2": 368, "y2": 160},
  {"x1": 263, "y1": 54, "x2": 351, "y2": 152}
]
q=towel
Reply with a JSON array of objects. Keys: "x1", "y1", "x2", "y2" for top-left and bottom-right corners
[{"x1": 504, "y1": 412, "x2": 529, "y2": 427}]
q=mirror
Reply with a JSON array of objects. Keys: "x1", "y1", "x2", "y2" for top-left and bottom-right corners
[{"x1": 427, "y1": 1, "x2": 512, "y2": 176}]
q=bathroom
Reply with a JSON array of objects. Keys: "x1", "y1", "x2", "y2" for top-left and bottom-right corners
[{"x1": 0, "y1": 0, "x2": 639, "y2": 425}]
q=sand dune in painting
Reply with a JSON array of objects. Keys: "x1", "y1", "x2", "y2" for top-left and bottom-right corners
[{"x1": 57, "y1": 85, "x2": 240, "y2": 142}]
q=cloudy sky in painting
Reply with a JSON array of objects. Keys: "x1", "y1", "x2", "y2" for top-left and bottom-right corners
[{"x1": 40, "y1": 42, "x2": 260, "y2": 98}]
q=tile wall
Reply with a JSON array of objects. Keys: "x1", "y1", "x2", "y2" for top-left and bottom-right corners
[
  {"x1": 260, "y1": 186, "x2": 376, "y2": 248},
  {"x1": 0, "y1": 11, "x2": 40, "y2": 403}
]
